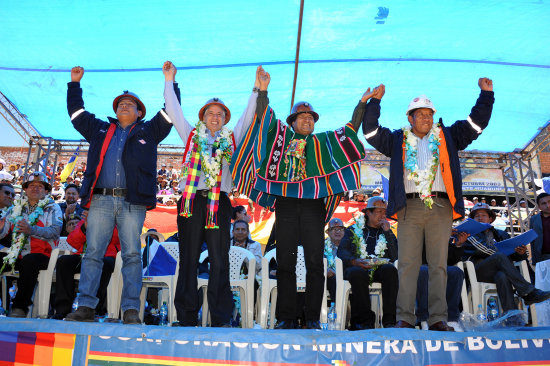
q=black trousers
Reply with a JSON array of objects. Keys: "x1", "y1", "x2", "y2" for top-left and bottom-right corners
[
  {"x1": 345, "y1": 263, "x2": 398, "y2": 328},
  {"x1": 175, "y1": 193, "x2": 233, "y2": 326},
  {"x1": 475, "y1": 252, "x2": 534, "y2": 312},
  {"x1": 11, "y1": 253, "x2": 50, "y2": 312},
  {"x1": 275, "y1": 196, "x2": 326, "y2": 322},
  {"x1": 54, "y1": 254, "x2": 115, "y2": 316}
]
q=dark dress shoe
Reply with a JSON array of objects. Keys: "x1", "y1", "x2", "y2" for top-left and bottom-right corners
[
  {"x1": 395, "y1": 320, "x2": 415, "y2": 329},
  {"x1": 523, "y1": 289, "x2": 550, "y2": 306},
  {"x1": 65, "y1": 306, "x2": 95, "y2": 322},
  {"x1": 428, "y1": 321, "x2": 455, "y2": 331},
  {"x1": 275, "y1": 320, "x2": 296, "y2": 329},
  {"x1": 122, "y1": 309, "x2": 142, "y2": 325},
  {"x1": 304, "y1": 320, "x2": 321, "y2": 330}
]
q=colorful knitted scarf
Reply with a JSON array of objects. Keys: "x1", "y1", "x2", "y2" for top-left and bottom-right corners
[{"x1": 180, "y1": 125, "x2": 234, "y2": 229}]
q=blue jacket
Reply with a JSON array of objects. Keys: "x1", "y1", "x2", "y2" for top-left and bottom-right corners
[
  {"x1": 362, "y1": 90, "x2": 494, "y2": 219},
  {"x1": 529, "y1": 213, "x2": 545, "y2": 264},
  {"x1": 67, "y1": 82, "x2": 173, "y2": 209},
  {"x1": 337, "y1": 227, "x2": 398, "y2": 270}
]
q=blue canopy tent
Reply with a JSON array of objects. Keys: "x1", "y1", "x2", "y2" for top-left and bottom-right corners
[{"x1": 0, "y1": 0, "x2": 549, "y2": 151}]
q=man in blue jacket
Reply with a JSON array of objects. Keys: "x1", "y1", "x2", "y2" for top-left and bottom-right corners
[
  {"x1": 65, "y1": 66, "x2": 173, "y2": 324},
  {"x1": 529, "y1": 193, "x2": 550, "y2": 265},
  {"x1": 460, "y1": 203, "x2": 550, "y2": 312},
  {"x1": 363, "y1": 78, "x2": 494, "y2": 331}
]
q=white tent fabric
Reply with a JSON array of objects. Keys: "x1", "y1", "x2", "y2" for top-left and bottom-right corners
[{"x1": 1, "y1": 1, "x2": 549, "y2": 151}]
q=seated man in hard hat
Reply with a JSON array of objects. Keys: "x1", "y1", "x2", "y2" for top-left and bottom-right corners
[
  {"x1": 363, "y1": 78, "x2": 495, "y2": 331},
  {"x1": 231, "y1": 66, "x2": 371, "y2": 329},
  {"x1": 337, "y1": 197, "x2": 398, "y2": 330},
  {"x1": 458, "y1": 203, "x2": 550, "y2": 313},
  {"x1": 65, "y1": 66, "x2": 174, "y2": 324},
  {"x1": 0, "y1": 172, "x2": 62, "y2": 317}
]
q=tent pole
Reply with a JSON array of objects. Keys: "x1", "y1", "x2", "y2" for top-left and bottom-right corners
[{"x1": 290, "y1": 0, "x2": 305, "y2": 112}]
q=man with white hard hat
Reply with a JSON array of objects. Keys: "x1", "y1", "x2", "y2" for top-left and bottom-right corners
[{"x1": 362, "y1": 78, "x2": 494, "y2": 331}]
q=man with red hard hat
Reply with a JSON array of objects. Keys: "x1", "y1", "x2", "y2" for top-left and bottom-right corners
[
  {"x1": 64, "y1": 66, "x2": 174, "y2": 324},
  {"x1": 163, "y1": 61, "x2": 260, "y2": 327}
]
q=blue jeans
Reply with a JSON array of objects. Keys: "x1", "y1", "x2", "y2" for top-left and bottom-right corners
[
  {"x1": 416, "y1": 265, "x2": 464, "y2": 322},
  {"x1": 78, "y1": 195, "x2": 146, "y2": 312}
]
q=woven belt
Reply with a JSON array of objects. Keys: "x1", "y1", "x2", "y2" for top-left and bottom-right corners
[
  {"x1": 405, "y1": 192, "x2": 449, "y2": 199},
  {"x1": 93, "y1": 187, "x2": 128, "y2": 197}
]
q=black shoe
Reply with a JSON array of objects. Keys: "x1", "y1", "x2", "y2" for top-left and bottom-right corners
[
  {"x1": 523, "y1": 289, "x2": 550, "y2": 306},
  {"x1": 275, "y1": 320, "x2": 296, "y2": 329},
  {"x1": 428, "y1": 321, "x2": 455, "y2": 332},
  {"x1": 304, "y1": 320, "x2": 321, "y2": 330},
  {"x1": 52, "y1": 313, "x2": 67, "y2": 320},
  {"x1": 123, "y1": 309, "x2": 142, "y2": 325},
  {"x1": 65, "y1": 306, "x2": 95, "y2": 322}
]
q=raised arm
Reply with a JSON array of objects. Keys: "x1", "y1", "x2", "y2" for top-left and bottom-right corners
[
  {"x1": 362, "y1": 84, "x2": 395, "y2": 157},
  {"x1": 232, "y1": 66, "x2": 262, "y2": 144},
  {"x1": 163, "y1": 61, "x2": 193, "y2": 143},
  {"x1": 67, "y1": 66, "x2": 108, "y2": 141},
  {"x1": 449, "y1": 77, "x2": 495, "y2": 150},
  {"x1": 348, "y1": 86, "x2": 377, "y2": 132},
  {"x1": 255, "y1": 66, "x2": 270, "y2": 123}
]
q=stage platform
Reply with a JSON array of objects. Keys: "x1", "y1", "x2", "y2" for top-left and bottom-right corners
[{"x1": 1, "y1": 318, "x2": 550, "y2": 365}]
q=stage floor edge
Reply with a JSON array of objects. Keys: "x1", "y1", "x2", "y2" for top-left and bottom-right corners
[{"x1": 1, "y1": 318, "x2": 550, "y2": 366}]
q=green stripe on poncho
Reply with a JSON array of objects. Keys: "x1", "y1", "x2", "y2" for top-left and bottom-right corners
[{"x1": 231, "y1": 105, "x2": 365, "y2": 207}]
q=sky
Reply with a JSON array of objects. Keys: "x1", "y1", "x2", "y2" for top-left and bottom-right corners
[{"x1": 1, "y1": 0, "x2": 549, "y2": 152}]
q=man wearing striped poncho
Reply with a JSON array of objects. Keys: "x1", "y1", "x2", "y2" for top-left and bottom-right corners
[{"x1": 231, "y1": 66, "x2": 373, "y2": 329}]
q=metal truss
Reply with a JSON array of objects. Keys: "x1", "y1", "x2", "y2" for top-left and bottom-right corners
[
  {"x1": 502, "y1": 153, "x2": 538, "y2": 235},
  {"x1": 0, "y1": 91, "x2": 41, "y2": 143}
]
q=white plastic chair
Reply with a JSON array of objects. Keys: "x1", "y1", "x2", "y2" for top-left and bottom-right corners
[
  {"x1": 455, "y1": 261, "x2": 470, "y2": 314},
  {"x1": 0, "y1": 237, "x2": 71, "y2": 316},
  {"x1": 258, "y1": 247, "x2": 328, "y2": 329},
  {"x1": 137, "y1": 232, "x2": 182, "y2": 325},
  {"x1": 464, "y1": 259, "x2": 537, "y2": 325},
  {"x1": 34, "y1": 237, "x2": 73, "y2": 318},
  {"x1": 33, "y1": 247, "x2": 62, "y2": 318},
  {"x1": 104, "y1": 251, "x2": 123, "y2": 319},
  {"x1": 198, "y1": 246, "x2": 256, "y2": 328},
  {"x1": 334, "y1": 257, "x2": 383, "y2": 330},
  {"x1": 35, "y1": 236, "x2": 124, "y2": 319}
]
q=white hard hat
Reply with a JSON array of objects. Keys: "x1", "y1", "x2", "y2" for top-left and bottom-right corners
[{"x1": 406, "y1": 95, "x2": 437, "y2": 116}]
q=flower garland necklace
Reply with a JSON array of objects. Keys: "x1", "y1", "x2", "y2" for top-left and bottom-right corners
[
  {"x1": 351, "y1": 214, "x2": 387, "y2": 260},
  {"x1": 1, "y1": 193, "x2": 51, "y2": 272},
  {"x1": 192, "y1": 121, "x2": 233, "y2": 188},
  {"x1": 402, "y1": 123, "x2": 441, "y2": 209},
  {"x1": 323, "y1": 237, "x2": 336, "y2": 270},
  {"x1": 351, "y1": 214, "x2": 388, "y2": 284}
]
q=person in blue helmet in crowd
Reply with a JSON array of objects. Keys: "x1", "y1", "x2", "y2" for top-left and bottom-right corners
[{"x1": 64, "y1": 65, "x2": 174, "y2": 324}]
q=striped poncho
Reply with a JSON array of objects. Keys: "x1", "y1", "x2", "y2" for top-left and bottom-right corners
[{"x1": 231, "y1": 105, "x2": 365, "y2": 220}]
